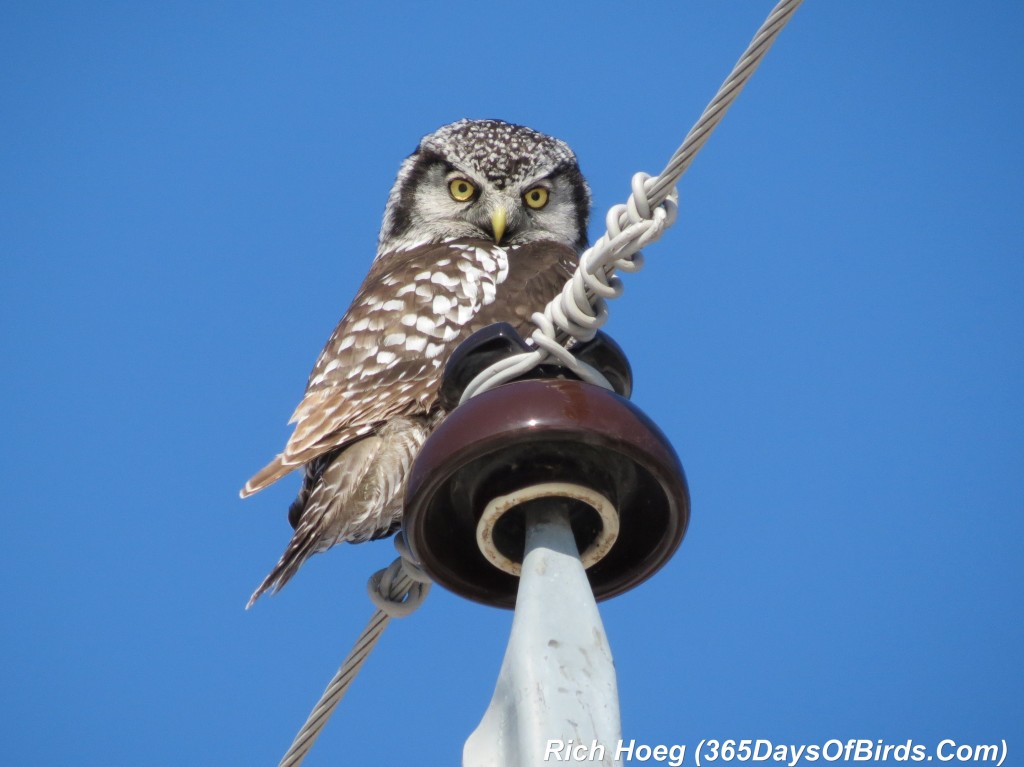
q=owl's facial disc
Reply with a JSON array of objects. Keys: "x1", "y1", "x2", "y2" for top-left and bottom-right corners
[{"x1": 377, "y1": 119, "x2": 591, "y2": 256}]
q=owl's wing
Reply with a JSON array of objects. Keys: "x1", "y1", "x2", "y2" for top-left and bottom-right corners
[{"x1": 241, "y1": 238, "x2": 578, "y2": 497}]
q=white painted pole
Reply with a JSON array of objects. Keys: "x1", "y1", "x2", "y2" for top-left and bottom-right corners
[{"x1": 464, "y1": 501, "x2": 623, "y2": 767}]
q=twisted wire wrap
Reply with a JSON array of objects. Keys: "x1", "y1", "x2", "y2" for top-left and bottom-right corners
[
  {"x1": 275, "y1": 1, "x2": 802, "y2": 763},
  {"x1": 367, "y1": 536, "x2": 432, "y2": 618},
  {"x1": 462, "y1": 0, "x2": 803, "y2": 402}
]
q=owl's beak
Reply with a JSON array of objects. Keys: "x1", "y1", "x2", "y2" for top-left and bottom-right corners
[{"x1": 490, "y1": 207, "x2": 507, "y2": 245}]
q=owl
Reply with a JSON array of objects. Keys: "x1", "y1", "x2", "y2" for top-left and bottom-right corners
[{"x1": 242, "y1": 119, "x2": 591, "y2": 607}]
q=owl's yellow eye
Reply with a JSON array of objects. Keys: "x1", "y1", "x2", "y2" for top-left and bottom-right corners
[
  {"x1": 449, "y1": 178, "x2": 476, "y2": 202},
  {"x1": 523, "y1": 186, "x2": 549, "y2": 209}
]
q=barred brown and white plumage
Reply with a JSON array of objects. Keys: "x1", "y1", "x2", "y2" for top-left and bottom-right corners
[{"x1": 242, "y1": 119, "x2": 591, "y2": 606}]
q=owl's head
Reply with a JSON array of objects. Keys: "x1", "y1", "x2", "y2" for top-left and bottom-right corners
[{"x1": 378, "y1": 119, "x2": 591, "y2": 257}]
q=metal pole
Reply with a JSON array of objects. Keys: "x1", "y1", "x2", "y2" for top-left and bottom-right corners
[{"x1": 464, "y1": 500, "x2": 623, "y2": 766}]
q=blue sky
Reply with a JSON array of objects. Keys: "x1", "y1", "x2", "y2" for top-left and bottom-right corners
[{"x1": 3, "y1": 2, "x2": 1021, "y2": 765}]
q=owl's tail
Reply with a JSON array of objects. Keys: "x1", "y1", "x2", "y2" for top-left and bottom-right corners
[
  {"x1": 246, "y1": 521, "x2": 324, "y2": 608},
  {"x1": 245, "y1": 417, "x2": 432, "y2": 608}
]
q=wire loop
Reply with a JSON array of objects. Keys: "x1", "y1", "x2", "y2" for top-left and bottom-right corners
[{"x1": 461, "y1": 0, "x2": 802, "y2": 402}]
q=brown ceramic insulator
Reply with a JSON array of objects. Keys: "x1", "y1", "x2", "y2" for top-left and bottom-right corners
[{"x1": 403, "y1": 378, "x2": 689, "y2": 608}]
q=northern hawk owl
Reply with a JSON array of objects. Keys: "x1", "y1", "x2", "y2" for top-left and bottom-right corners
[{"x1": 242, "y1": 119, "x2": 591, "y2": 606}]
